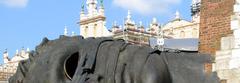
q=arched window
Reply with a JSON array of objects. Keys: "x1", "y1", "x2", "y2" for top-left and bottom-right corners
[
  {"x1": 94, "y1": 24, "x2": 97, "y2": 37},
  {"x1": 192, "y1": 28, "x2": 198, "y2": 37},
  {"x1": 85, "y1": 26, "x2": 88, "y2": 37},
  {"x1": 180, "y1": 31, "x2": 185, "y2": 38}
]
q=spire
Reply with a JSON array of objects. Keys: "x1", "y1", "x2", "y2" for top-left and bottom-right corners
[
  {"x1": 21, "y1": 47, "x2": 25, "y2": 53},
  {"x1": 86, "y1": 0, "x2": 98, "y2": 16},
  {"x1": 113, "y1": 21, "x2": 117, "y2": 26},
  {"x1": 152, "y1": 17, "x2": 158, "y2": 25},
  {"x1": 4, "y1": 49, "x2": 7, "y2": 54},
  {"x1": 139, "y1": 21, "x2": 145, "y2": 32},
  {"x1": 80, "y1": 4, "x2": 86, "y2": 20},
  {"x1": 191, "y1": 0, "x2": 201, "y2": 16},
  {"x1": 127, "y1": 10, "x2": 132, "y2": 21},
  {"x1": 16, "y1": 49, "x2": 19, "y2": 55},
  {"x1": 99, "y1": 0, "x2": 105, "y2": 16},
  {"x1": 112, "y1": 21, "x2": 119, "y2": 32},
  {"x1": 192, "y1": 0, "x2": 201, "y2": 5},
  {"x1": 81, "y1": 4, "x2": 85, "y2": 12},
  {"x1": 112, "y1": 21, "x2": 119, "y2": 31},
  {"x1": 87, "y1": 0, "x2": 98, "y2": 4},
  {"x1": 139, "y1": 21, "x2": 143, "y2": 27},
  {"x1": 71, "y1": 31, "x2": 76, "y2": 36},
  {"x1": 126, "y1": 10, "x2": 134, "y2": 24},
  {"x1": 64, "y1": 26, "x2": 68, "y2": 36},
  {"x1": 192, "y1": 0, "x2": 197, "y2": 4},
  {"x1": 3, "y1": 49, "x2": 9, "y2": 64},
  {"x1": 100, "y1": 0, "x2": 104, "y2": 8},
  {"x1": 119, "y1": 25, "x2": 122, "y2": 29},
  {"x1": 21, "y1": 47, "x2": 24, "y2": 51},
  {"x1": 175, "y1": 11, "x2": 180, "y2": 19},
  {"x1": 3, "y1": 49, "x2": 8, "y2": 57},
  {"x1": 26, "y1": 48, "x2": 30, "y2": 52}
]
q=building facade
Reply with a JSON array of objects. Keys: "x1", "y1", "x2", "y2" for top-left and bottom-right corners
[
  {"x1": 79, "y1": 0, "x2": 111, "y2": 38},
  {"x1": 80, "y1": 0, "x2": 200, "y2": 43},
  {"x1": 111, "y1": 10, "x2": 200, "y2": 46},
  {"x1": 112, "y1": 10, "x2": 164, "y2": 45},
  {"x1": 0, "y1": 48, "x2": 29, "y2": 81},
  {"x1": 162, "y1": 0, "x2": 200, "y2": 39},
  {"x1": 162, "y1": 11, "x2": 200, "y2": 39}
]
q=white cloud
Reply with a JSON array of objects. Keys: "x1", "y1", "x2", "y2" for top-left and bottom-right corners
[
  {"x1": 113, "y1": 0, "x2": 182, "y2": 15},
  {"x1": 0, "y1": 0, "x2": 29, "y2": 8}
]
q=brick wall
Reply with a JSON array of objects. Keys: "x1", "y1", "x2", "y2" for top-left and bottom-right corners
[{"x1": 199, "y1": 0, "x2": 234, "y2": 56}]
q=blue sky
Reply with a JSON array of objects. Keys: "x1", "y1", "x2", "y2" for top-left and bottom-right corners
[{"x1": 0, "y1": 0, "x2": 192, "y2": 63}]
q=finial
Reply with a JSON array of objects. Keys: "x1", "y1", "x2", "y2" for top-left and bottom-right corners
[
  {"x1": 175, "y1": 11, "x2": 180, "y2": 19},
  {"x1": 127, "y1": 10, "x2": 131, "y2": 20},
  {"x1": 152, "y1": 17, "x2": 158, "y2": 24},
  {"x1": 81, "y1": 4, "x2": 85, "y2": 11},
  {"x1": 71, "y1": 31, "x2": 75, "y2": 36},
  {"x1": 192, "y1": 0, "x2": 196, "y2": 4},
  {"x1": 64, "y1": 26, "x2": 68, "y2": 36},
  {"x1": 139, "y1": 21, "x2": 143, "y2": 26},
  {"x1": 113, "y1": 21, "x2": 117, "y2": 26},
  {"x1": 16, "y1": 49, "x2": 19, "y2": 54},
  {"x1": 21, "y1": 47, "x2": 24, "y2": 50},
  {"x1": 4, "y1": 49, "x2": 7, "y2": 53},
  {"x1": 27, "y1": 48, "x2": 30, "y2": 52},
  {"x1": 119, "y1": 25, "x2": 122, "y2": 29},
  {"x1": 100, "y1": 0, "x2": 104, "y2": 7},
  {"x1": 126, "y1": 10, "x2": 133, "y2": 24},
  {"x1": 158, "y1": 23, "x2": 162, "y2": 28}
]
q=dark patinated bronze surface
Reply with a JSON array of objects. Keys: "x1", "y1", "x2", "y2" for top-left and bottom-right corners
[{"x1": 9, "y1": 36, "x2": 219, "y2": 83}]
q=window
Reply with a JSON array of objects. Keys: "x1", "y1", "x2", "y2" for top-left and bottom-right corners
[
  {"x1": 180, "y1": 31, "x2": 185, "y2": 38},
  {"x1": 94, "y1": 24, "x2": 97, "y2": 37},
  {"x1": 192, "y1": 28, "x2": 198, "y2": 37},
  {"x1": 85, "y1": 26, "x2": 88, "y2": 37}
]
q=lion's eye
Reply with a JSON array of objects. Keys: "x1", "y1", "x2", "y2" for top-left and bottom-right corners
[{"x1": 64, "y1": 52, "x2": 79, "y2": 80}]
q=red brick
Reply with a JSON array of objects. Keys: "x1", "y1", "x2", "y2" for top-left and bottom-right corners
[{"x1": 199, "y1": 0, "x2": 234, "y2": 56}]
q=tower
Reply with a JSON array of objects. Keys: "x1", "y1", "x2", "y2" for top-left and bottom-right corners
[
  {"x1": 125, "y1": 10, "x2": 136, "y2": 30},
  {"x1": 191, "y1": 0, "x2": 201, "y2": 23},
  {"x1": 3, "y1": 49, "x2": 9, "y2": 64},
  {"x1": 86, "y1": 0, "x2": 98, "y2": 16},
  {"x1": 21, "y1": 47, "x2": 25, "y2": 56},
  {"x1": 112, "y1": 21, "x2": 119, "y2": 33},
  {"x1": 175, "y1": 11, "x2": 180, "y2": 20},
  {"x1": 149, "y1": 17, "x2": 160, "y2": 34},
  {"x1": 125, "y1": 10, "x2": 134, "y2": 24},
  {"x1": 64, "y1": 26, "x2": 68, "y2": 36},
  {"x1": 79, "y1": 0, "x2": 111, "y2": 38}
]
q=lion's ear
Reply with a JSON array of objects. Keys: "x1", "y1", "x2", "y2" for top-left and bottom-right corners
[{"x1": 40, "y1": 37, "x2": 49, "y2": 46}]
